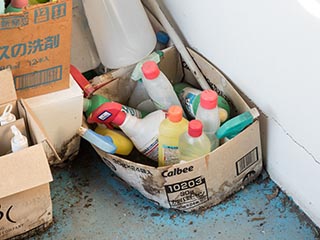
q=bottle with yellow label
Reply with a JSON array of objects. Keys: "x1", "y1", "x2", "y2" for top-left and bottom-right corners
[{"x1": 158, "y1": 105, "x2": 188, "y2": 166}]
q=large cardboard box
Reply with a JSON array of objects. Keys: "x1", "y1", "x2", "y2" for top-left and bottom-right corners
[
  {"x1": 0, "y1": 69, "x2": 53, "y2": 239},
  {"x1": 0, "y1": 0, "x2": 72, "y2": 98},
  {"x1": 90, "y1": 47, "x2": 263, "y2": 211}
]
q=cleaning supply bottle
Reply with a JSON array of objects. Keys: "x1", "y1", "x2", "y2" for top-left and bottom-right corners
[
  {"x1": 88, "y1": 102, "x2": 166, "y2": 161},
  {"x1": 142, "y1": 61, "x2": 183, "y2": 112},
  {"x1": 158, "y1": 105, "x2": 188, "y2": 166},
  {"x1": 195, "y1": 90, "x2": 220, "y2": 151},
  {"x1": 83, "y1": 94, "x2": 147, "y2": 118},
  {"x1": 77, "y1": 127, "x2": 117, "y2": 154},
  {"x1": 0, "y1": 104, "x2": 16, "y2": 126},
  {"x1": 29, "y1": 0, "x2": 49, "y2": 5},
  {"x1": 82, "y1": 0, "x2": 156, "y2": 69},
  {"x1": 216, "y1": 108, "x2": 259, "y2": 140},
  {"x1": 179, "y1": 120, "x2": 211, "y2": 161},
  {"x1": 10, "y1": 125, "x2": 28, "y2": 152},
  {"x1": 155, "y1": 31, "x2": 170, "y2": 50},
  {"x1": 174, "y1": 82, "x2": 230, "y2": 123},
  {"x1": 5, "y1": 0, "x2": 28, "y2": 13},
  {"x1": 95, "y1": 125, "x2": 133, "y2": 156}
]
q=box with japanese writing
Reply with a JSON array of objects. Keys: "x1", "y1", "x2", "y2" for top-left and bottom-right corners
[{"x1": 0, "y1": 0, "x2": 72, "y2": 98}]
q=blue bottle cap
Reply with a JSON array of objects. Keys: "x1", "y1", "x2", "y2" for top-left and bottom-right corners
[{"x1": 156, "y1": 31, "x2": 170, "y2": 45}]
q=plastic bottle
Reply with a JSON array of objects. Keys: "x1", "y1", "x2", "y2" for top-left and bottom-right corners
[
  {"x1": 10, "y1": 125, "x2": 28, "y2": 153},
  {"x1": 29, "y1": 0, "x2": 49, "y2": 5},
  {"x1": 174, "y1": 82, "x2": 230, "y2": 123},
  {"x1": 155, "y1": 31, "x2": 170, "y2": 50},
  {"x1": 216, "y1": 108, "x2": 259, "y2": 140},
  {"x1": 88, "y1": 102, "x2": 166, "y2": 162},
  {"x1": 82, "y1": 0, "x2": 156, "y2": 69},
  {"x1": 158, "y1": 106, "x2": 188, "y2": 166},
  {"x1": 77, "y1": 127, "x2": 117, "y2": 154},
  {"x1": 179, "y1": 120, "x2": 211, "y2": 161},
  {"x1": 5, "y1": 0, "x2": 28, "y2": 13},
  {"x1": 0, "y1": 104, "x2": 16, "y2": 126},
  {"x1": 95, "y1": 125, "x2": 133, "y2": 156},
  {"x1": 141, "y1": 61, "x2": 183, "y2": 112},
  {"x1": 195, "y1": 90, "x2": 220, "y2": 151},
  {"x1": 83, "y1": 94, "x2": 147, "y2": 118}
]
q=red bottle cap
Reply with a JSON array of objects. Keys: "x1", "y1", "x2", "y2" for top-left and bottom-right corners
[
  {"x1": 167, "y1": 105, "x2": 183, "y2": 122},
  {"x1": 11, "y1": 0, "x2": 28, "y2": 8},
  {"x1": 142, "y1": 61, "x2": 160, "y2": 80},
  {"x1": 88, "y1": 102, "x2": 122, "y2": 128},
  {"x1": 200, "y1": 90, "x2": 218, "y2": 109},
  {"x1": 113, "y1": 111, "x2": 126, "y2": 126},
  {"x1": 188, "y1": 120, "x2": 203, "y2": 137}
]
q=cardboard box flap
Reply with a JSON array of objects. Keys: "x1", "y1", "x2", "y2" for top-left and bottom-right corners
[
  {"x1": 0, "y1": 144, "x2": 53, "y2": 199},
  {"x1": 17, "y1": 99, "x2": 61, "y2": 162},
  {"x1": 0, "y1": 69, "x2": 17, "y2": 104}
]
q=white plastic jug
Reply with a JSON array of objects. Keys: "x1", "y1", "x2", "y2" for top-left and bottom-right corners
[{"x1": 82, "y1": 0, "x2": 156, "y2": 69}]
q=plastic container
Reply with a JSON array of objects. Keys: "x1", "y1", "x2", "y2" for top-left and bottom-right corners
[
  {"x1": 29, "y1": 0, "x2": 49, "y2": 5},
  {"x1": 179, "y1": 120, "x2": 211, "y2": 161},
  {"x1": 142, "y1": 61, "x2": 183, "y2": 112},
  {"x1": 83, "y1": 94, "x2": 147, "y2": 118},
  {"x1": 0, "y1": 0, "x2": 5, "y2": 14},
  {"x1": 195, "y1": 90, "x2": 220, "y2": 151},
  {"x1": 174, "y1": 82, "x2": 230, "y2": 123},
  {"x1": 158, "y1": 106, "x2": 188, "y2": 166},
  {"x1": 95, "y1": 125, "x2": 133, "y2": 156},
  {"x1": 0, "y1": 104, "x2": 16, "y2": 126},
  {"x1": 82, "y1": 0, "x2": 156, "y2": 69},
  {"x1": 216, "y1": 108, "x2": 259, "y2": 140},
  {"x1": 10, "y1": 125, "x2": 28, "y2": 153},
  {"x1": 5, "y1": 0, "x2": 27, "y2": 13},
  {"x1": 88, "y1": 102, "x2": 166, "y2": 162}
]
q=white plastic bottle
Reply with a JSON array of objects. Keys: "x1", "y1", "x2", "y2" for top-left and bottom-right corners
[
  {"x1": 179, "y1": 120, "x2": 211, "y2": 161},
  {"x1": 112, "y1": 104, "x2": 166, "y2": 162},
  {"x1": 0, "y1": 104, "x2": 16, "y2": 126},
  {"x1": 141, "y1": 61, "x2": 183, "y2": 112},
  {"x1": 0, "y1": 0, "x2": 5, "y2": 14},
  {"x1": 195, "y1": 90, "x2": 220, "y2": 151},
  {"x1": 82, "y1": 0, "x2": 156, "y2": 69},
  {"x1": 10, "y1": 125, "x2": 28, "y2": 153}
]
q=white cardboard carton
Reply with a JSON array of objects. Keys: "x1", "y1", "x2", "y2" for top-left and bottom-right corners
[
  {"x1": 0, "y1": 69, "x2": 53, "y2": 239},
  {"x1": 90, "y1": 47, "x2": 263, "y2": 211}
]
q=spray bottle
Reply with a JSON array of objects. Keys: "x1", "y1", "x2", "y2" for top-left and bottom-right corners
[
  {"x1": 0, "y1": 104, "x2": 16, "y2": 126},
  {"x1": 10, "y1": 125, "x2": 28, "y2": 153}
]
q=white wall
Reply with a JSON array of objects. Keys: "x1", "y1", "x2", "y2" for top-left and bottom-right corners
[{"x1": 160, "y1": 0, "x2": 320, "y2": 226}]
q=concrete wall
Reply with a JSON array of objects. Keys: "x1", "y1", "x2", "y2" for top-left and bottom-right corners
[{"x1": 160, "y1": 0, "x2": 320, "y2": 226}]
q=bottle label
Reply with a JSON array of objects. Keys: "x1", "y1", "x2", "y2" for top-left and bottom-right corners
[
  {"x1": 180, "y1": 87, "x2": 201, "y2": 118},
  {"x1": 141, "y1": 137, "x2": 159, "y2": 161},
  {"x1": 162, "y1": 144, "x2": 180, "y2": 165},
  {"x1": 122, "y1": 106, "x2": 142, "y2": 118}
]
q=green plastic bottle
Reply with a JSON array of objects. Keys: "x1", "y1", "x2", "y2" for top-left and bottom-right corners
[
  {"x1": 83, "y1": 94, "x2": 147, "y2": 118},
  {"x1": 5, "y1": 0, "x2": 28, "y2": 13},
  {"x1": 29, "y1": 0, "x2": 49, "y2": 4},
  {"x1": 174, "y1": 82, "x2": 231, "y2": 123}
]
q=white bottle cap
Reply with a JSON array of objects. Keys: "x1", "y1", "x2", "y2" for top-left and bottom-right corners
[
  {"x1": 249, "y1": 107, "x2": 260, "y2": 119},
  {"x1": 0, "y1": 104, "x2": 16, "y2": 126},
  {"x1": 10, "y1": 125, "x2": 28, "y2": 153}
]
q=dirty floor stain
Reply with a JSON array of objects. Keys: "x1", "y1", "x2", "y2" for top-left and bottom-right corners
[{"x1": 31, "y1": 141, "x2": 319, "y2": 240}]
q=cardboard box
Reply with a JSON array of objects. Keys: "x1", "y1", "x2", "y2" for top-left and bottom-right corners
[
  {"x1": 0, "y1": 0, "x2": 72, "y2": 98},
  {"x1": 90, "y1": 47, "x2": 263, "y2": 211},
  {"x1": 0, "y1": 69, "x2": 53, "y2": 239}
]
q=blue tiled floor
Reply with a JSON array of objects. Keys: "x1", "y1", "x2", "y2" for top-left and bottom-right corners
[{"x1": 32, "y1": 141, "x2": 319, "y2": 240}]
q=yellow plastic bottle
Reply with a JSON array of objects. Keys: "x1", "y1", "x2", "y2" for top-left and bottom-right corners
[
  {"x1": 158, "y1": 106, "x2": 188, "y2": 166},
  {"x1": 95, "y1": 125, "x2": 134, "y2": 156}
]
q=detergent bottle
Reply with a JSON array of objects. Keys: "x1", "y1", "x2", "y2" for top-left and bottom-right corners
[
  {"x1": 158, "y1": 105, "x2": 188, "y2": 166},
  {"x1": 174, "y1": 82, "x2": 230, "y2": 123},
  {"x1": 141, "y1": 61, "x2": 183, "y2": 113},
  {"x1": 5, "y1": 0, "x2": 28, "y2": 13},
  {"x1": 195, "y1": 90, "x2": 220, "y2": 151},
  {"x1": 10, "y1": 125, "x2": 28, "y2": 153},
  {"x1": 95, "y1": 125, "x2": 133, "y2": 156},
  {"x1": 179, "y1": 120, "x2": 211, "y2": 161},
  {"x1": 88, "y1": 102, "x2": 165, "y2": 162}
]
